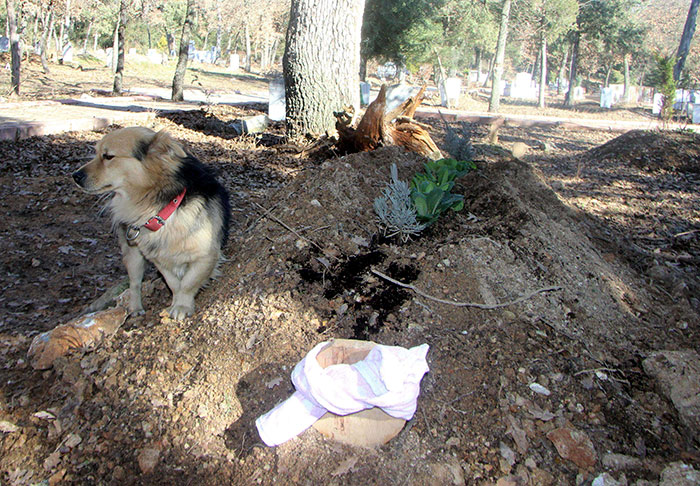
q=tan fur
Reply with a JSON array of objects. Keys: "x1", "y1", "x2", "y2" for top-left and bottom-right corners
[{"x1": 73, "y1": 127, "x2": 227, "y2": 320}]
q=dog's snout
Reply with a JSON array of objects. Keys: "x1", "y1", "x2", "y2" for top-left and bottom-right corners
[{"x1": 72, "y1": 169, "x2": 86, "y2": 187}]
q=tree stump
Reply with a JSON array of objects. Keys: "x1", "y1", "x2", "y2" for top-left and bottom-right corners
[{"x1": 336, "y1": 84, "x2": 442, "y2": 160}]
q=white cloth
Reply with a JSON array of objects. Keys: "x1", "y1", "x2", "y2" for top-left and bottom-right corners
[{"x1": 255, "y1": 341, "x2": 430, "y2": 447}]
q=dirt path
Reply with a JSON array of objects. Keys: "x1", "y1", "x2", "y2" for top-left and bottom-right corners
[{"x1": 0, "y1": 106, "x2": 698, "y2": 486}]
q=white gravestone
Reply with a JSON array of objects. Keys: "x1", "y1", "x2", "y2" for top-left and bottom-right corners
[
  {"x1": 62, "y1": 43, "x2": 73, "y2": 63},
  {"x1": 442, "y1": 77, "x2": 462, "y2": 108},
  {"x1": 360, "y1": 82, "x2": 371, "y2": 106},
  {"x1": 652, "y1": 93, "x2": 664, "y2": 115},
  {"x1": 693, "y1": 104, "x2": 700, "y2": 124},
  {"x1": 600, "y1": 87, "x2": 614, "y2": 108},
  {"x1": 268, "y1": 77, "x2": 285, "y2": 121},
  {"x1": 229, "y1": 53, "x2": 240, "y2": 71},
  {"x1": 511, "y1": 72, "x2": 537, "y2": 99}
]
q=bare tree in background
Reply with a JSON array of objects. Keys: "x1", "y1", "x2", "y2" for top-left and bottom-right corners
[
  {"x1": 172, "y1": 0, "x2": 196, "y2": 101},
  {"x1": 113, "y1": 0, "x2": 128, "y2": 94},
  {"x1": 488, "y1": 0, "x2": 512, "y2": 113},
  {"x1": 5, "y1": 0, "x2": 21, "y2": 96},
  {"x1": 674, "y1": 0, "x2": 699, "y2": 81}
]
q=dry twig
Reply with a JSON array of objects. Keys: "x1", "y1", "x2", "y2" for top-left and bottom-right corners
[{"x1": 371, "y1": 269, "x2": 561, "y2": 309}]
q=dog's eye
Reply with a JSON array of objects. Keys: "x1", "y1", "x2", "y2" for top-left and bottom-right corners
[{"x1": 103, "y1": 154, "x2": 114, "y2": 161}]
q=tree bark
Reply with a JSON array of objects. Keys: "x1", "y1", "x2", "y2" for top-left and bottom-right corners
[
  {"x1": 564, "y1": 29, "x2": 580, "y2": 107},
  {"x1": 244, "y1": 22, "x2": 251, "y2": 71},
  {"x1": 113, "y1": 0, "x2": 127, "y2": 94},
  {"x1": 6, "y1": 0, "x2": 21, "y2": 96},
  {"x1": 538, "y1": 35, "x2": 547, "y2": 108},
  {"x1": 488, "y1": 0, "x2": 512, "y2": 113},
  {"x1": 557, "y1": 46, "x2": 568, "y2": 95},
  {"x1": 623, "y1": 55, "x2": 630, "y2": 102},
  {"x1": 674, "y1": 0, "x2": 699, "y2": 81},
  {"x1": 83, "y1": 21, "x2": 92, "y2": 53},
  {"x1": 283, "y1": 0, "x2": 366, "y2": 138},
  {"x1": 111, "y1": 17, "x2": 119, "y2": 73},
  {"x1": 40, "y1": 8, "x2": 54, "y2": 74},
  {"x1": 172, "y1": 0, "x2": 196, "y2": 101}
]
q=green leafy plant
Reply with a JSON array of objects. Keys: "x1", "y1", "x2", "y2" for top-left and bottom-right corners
[{"x1": 410, "y1": 158, "x2": 476, "y2": 225}]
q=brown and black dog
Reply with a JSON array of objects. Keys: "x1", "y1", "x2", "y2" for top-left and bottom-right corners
[{"x1": 72, "y1": 127, "x2": 230, "y2": 320}]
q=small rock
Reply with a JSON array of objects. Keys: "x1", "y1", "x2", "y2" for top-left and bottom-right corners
[
  {"x1": 547, "y1": 426, "x2": 596, "y2": 469},
  {"x1": 502, "y1": 310, "x2": 516, "y2": 322},
  {"x1": 499, "y1": 441, "x2": 516, "y2": 467},
  {"x1": 529, "y1": 468, "x2": 554, "y2": 486},
  {"x1": 0, "y1": 420, "x2": 19, "y2": 433},
  {"x1": 137, "y1": 447, "x2": 161, "y2": 474},
  {"x1": 659, "y1": 462, "x2": 700, "y2": 486},
  {"x1": 446, "y1": 436, "x2": 460, "y2": 447},
  {"x1": 63, "y1": 433, "x2": 82, "y2": 449},
  {"x1": 602, "y1": 453, "x2": 643, "y2": 471},
  {"x1": 592, "y1": 472, "x2": 627, "y2": 486},
  {"x1": 496, "y1": 475, "x2": 521, "y2": 486},
  {"x1": 529, "y1": 383, "x2": 551, "y2": 396},
  {"x1": 43, "y1": 451, "x2": 61, "y2": 471}
]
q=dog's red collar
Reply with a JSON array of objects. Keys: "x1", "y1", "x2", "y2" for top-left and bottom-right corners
[{"x1": 125, "y1": 188, "x2": 186, "y2": 241}]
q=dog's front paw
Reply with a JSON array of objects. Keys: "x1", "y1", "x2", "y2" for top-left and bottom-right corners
[{"x1": 168, "y1": 305, "x2": 193, "y2": 321}]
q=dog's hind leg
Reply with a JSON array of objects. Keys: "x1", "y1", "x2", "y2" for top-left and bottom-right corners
[
  {"x1": 117, "y1": 228, "x2": 146, "y2": 315},
  {"x1": 159, "y1": 256, "x2": 218, "y2": 320}
]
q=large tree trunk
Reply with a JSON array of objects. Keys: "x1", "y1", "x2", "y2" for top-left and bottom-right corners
[
  {"x1": 283, "y1": 0, "x2": 366, "y2": 138},
  {"x1": 564, "y1": 29, "x2": 580, "y2": 107},
  {"x1": 113, "y1": 0, "x2": 127, "y2": 94},
  {"x1": 488, "y1": 0, "x2": 512, "y2": 113},
  {"x1": 538, "y1": 35, "x2": 547, "y2": 108},
  {"x1": 6, "y1": 0, "x2": 20, "y2": 96},
  {"x1": 172, "y1": 0, "x2": 196, "y2": 101},
  {"x1": 674, "y1": 0, "x2": 699, "y2": 81},
  {"x1": 40, "y1": 8, "x2": 54, "y2": 74}
]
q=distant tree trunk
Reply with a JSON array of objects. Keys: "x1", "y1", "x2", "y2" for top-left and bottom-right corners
[
  {"x1": 538, "y1": 34, "x2": 547, "y2": 108},
  {"x1": 83, "y1": 21, "x2": 92, "y2": 53},
  {"x1": 113, "y1": 0, "x2": 127, "y2": 94},
  {"x1": 483, "y1": 54, "x2": 494, "y2": 87},
  {"x1": 112, "y1": 18, "x2": 119, "y2": 73},
  {"x1": 283, "y1": 0, "x2": 366, "y2": 137},
  {"x1": 623, "y1": 55, "x2": 631, "y2": 101},
  {"x1": 165, "y1": 30, "x2": 174, "y2": 55},
  {"x1": 40, "y1": 8, "x2": 54, "y2": 74},
  {"x1": 244, "y1": 22, "x2": 251, "y2": 71},
  {"x1": 557, "y1": 47, "x2": 568, "y2": 95},
  {"x1": 564, "y1": 29, "x2": 580, "y2": 107},
  {"x1": 172, "y1": 0, "x2": 196, "y2": 101},
  {"x1": 604, "y1": 65, "x2": 611, "y2": 87},
  {"x1": 488, "y1": 0, "x2": 512, "y2": 113},
  {"x1": 215, "y1": 9, "x2": 222, "y2": 61},
  {"x1": 93, "y1": 32, "x2": 99, "y2": 51},
  {"x1": 6, "y1": 0, "x2": 21, "y2": 96},
  {"x1": 674, "y1": 0, "x2": 699, "y2": 81}
]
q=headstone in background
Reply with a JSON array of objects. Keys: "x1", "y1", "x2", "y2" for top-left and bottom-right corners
[
  {"x1": 674, "y1": 88, "x2": 691, "y2": 112},
  {"x1": 229, "y1": 53, "x2": 240, "y2": 71},
  {"x1": 128, "y1": 47, "x2": 137, "y2": 56},
  {"x1": 652, "y1": 92, "x2": 664, "y2": 115},
  {"x1": 693, "y1": 104, "x2": 700, "y2": 124},
  {"x1": 573, "y1": 86, "x2": 585, "y2": 100},
  {"x1": 468, "y1": 70, "x2": 479, "y2": 84},
  {"x1": 360, "y1": 82, "x2": 371, "y2": 106},
  {"x1": 187, "y1": 41, "x2": 195, "y2": 60},
  {"x1": 386, "y1": 84, "x2": 414, "y2": 112},
  {"x1": 442, "y1": 77, "x2": 462, "y2": 108},
  {"x1": 377, "y1": 62, "x2": 397, "y2": 80},
  {"x1": 600, "y1": 87, "x2": 614, "y2": 109},
  {"x1": 609, "y1": 84, "x2": 624, "y2": 104},
  {"x1": 268, "y1": 77, "x2": 285, "y2": 121},
  {"x1": 147, "y1": 49, "x2": 162, "y2": 64},
  {"x1": 62, "y1": 43, "x2": 73, "y2": 63},
  {"x1": 105, "y1": 47, "x2": 113, "y2": 68},
  {"x1": 0, "y1": 37, "x2": 9, "y2": 52},
  {"x1": 511, "y1": 72, "x2": 537, "y2": 99}
]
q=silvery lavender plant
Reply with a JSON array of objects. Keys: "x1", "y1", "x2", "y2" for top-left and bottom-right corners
[{"x1": 374, "y1": 164, "x2": 427, "y2": 241}]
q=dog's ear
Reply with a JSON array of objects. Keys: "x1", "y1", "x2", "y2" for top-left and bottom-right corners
[{"x1": 141, "y1": 130, "x2": 186, "y2": 161}]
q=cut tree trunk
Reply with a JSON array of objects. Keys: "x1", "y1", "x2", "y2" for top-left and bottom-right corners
[
  {"x1": 172, "y1": 0, "x2": 196, "y2": 101},
  {"x1": 336, "y1": 84, "x2": 442, "y2": 160}
]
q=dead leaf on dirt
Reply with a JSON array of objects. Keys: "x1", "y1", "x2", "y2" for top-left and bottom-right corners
[
  {"x1": 331, "y1": 455, "x2": 358, "y2": 477},
  {"x1": 505, "y1": 415, "x2": 528, "y2": 455}
]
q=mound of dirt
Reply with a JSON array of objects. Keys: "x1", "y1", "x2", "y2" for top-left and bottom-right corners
[
  {"x1": 1, "y1": 117, "x2": 699, "y2": 485},
  {"x1": 587, "y1": 129, "x2": 700, "y2": 173}
]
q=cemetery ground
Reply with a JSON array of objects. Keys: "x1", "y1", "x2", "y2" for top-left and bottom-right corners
[{"x1": 0, "y1": 101, "x2": 699, "y2": 486}]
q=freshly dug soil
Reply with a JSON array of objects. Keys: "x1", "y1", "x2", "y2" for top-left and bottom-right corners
[{"x1": 0, "y1": 106, "x2": 698, "y2": 485}]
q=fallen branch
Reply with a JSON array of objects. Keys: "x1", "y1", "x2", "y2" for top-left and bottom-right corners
[
  {"x1": 371, "y1": 269, "x2": 561, "y2": 309},
  {"x1": 253, "y1": 202, "x2": 327, "y2": 255}
]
